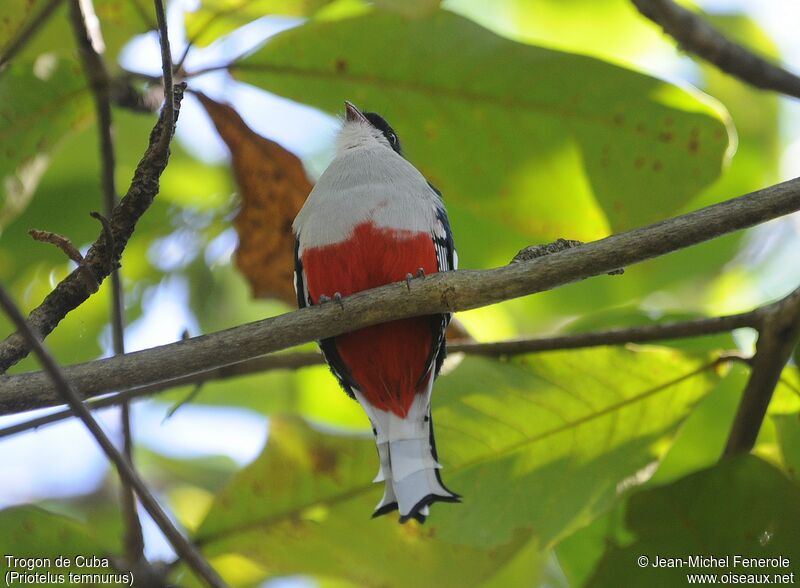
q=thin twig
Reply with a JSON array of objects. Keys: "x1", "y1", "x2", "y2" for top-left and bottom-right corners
[
  {"x1": 69, "y1": 0, "x2": 144, "y2": 564},
  {"x1": 0, "y1": 286, "x2": 225, "y2": 588},
  {"x1": 89, "y1": 211, "x2": 117, "y2": 272},
  {"x1": 28, "y1": 229, "x2": 98, "y2": 292},
  {"x1": 0, "y1": 0, "x2": 65, "y2": 69},
  {"x1": 632, "y1": 0, "x2": 800, "y2": 100},
  {"x1": 28, "y1": 229, "x2": 85, "y2": 265},
  {"x1": 153, "y1": 0, "x2": 174, "y2": 152},
  {"x1": 723, "y1": 286, "x2": 800, "y2": 457},
  {"x1": 0, "y1": 301, "x2": 769, "y2": 421},
  {"x1": 0, "y1": 82, "x2": 186, "y2": 373}
]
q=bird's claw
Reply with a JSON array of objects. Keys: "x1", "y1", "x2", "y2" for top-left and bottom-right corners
[
  {"x1": 405, "y1": 268, "x2": 426, "y2": 291},
  {"x1": 318, "y1": 292, "x2": 344, "y2": 309},
  {"x1": 318, "y1": 292, "x2": 345, "y2": 309}
]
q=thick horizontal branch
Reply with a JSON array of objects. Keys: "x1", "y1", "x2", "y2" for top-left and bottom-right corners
[
  {"x1": 0, "y1": 309, "x2": 762, "y2": 437},
  {"x1": 632, "y1": 0, "x2": 800, "y2": 100},
  {"x1": 1, "y1": 177, "x2": 798, "y2": 415}
]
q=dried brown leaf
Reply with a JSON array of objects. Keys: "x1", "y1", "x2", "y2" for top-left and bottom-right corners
[{"x1": 198, "y1": 92, "x2": 311, "y2": 304}]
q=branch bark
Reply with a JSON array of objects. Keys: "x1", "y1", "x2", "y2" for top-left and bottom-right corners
[
  {"x1": 632, "y1": 0, "x2": 800, "y2": 100},
  {"x1": 0, "y1": 308, "x2": 762, "y2": 438},
  {"x1": 723, "y1": 286, "x2": 800, "y2": 457},
  {"x1": 1, "y1": 177, "x2": 799, "y2": 415},
  {"x1": 0, "y1": 286, "x2": 225, "y2": 588}
]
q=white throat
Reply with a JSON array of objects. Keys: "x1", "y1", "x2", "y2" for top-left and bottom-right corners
[{"x1": 335, "y1": 119, "x2": 393, "y2": 155}]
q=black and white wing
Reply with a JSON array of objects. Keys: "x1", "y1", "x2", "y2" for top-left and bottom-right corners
[
  {"x1": 293, "y1": 236, "x2": 360, "y2": 399},
  {"x1": 427, "y1": 185, "x2": 458, "y2": 382}
]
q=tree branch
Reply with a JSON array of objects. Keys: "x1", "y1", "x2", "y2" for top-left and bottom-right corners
[
  {"x1": 0, "y1": 306, "x2": 764, "y2": 439},
  {"x1": 0, "y1": 83, "x2": 186, "y2": 372},
  {"x1": 68, "y1": 0, "x2": 144, "y2": 566},
  {"x1": 0, "y1": 286, "x2": 225, "y2": 588},
  {"x1": 153, "y1": 0, "x2": 174, "y2": 153},
  {"x1": 632, "y1": 0, "x2": 800, "y2": 100},
  {"x1": 723, "y1": 286, "x2": 800, "y2": 457},
  {"x1": 1, "y1": 177, "x2": 799, "y2": 415}
]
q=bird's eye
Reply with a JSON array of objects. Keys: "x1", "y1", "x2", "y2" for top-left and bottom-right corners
[{"x1": 387, "y1": 132, "x2": 397, "y2": 144}]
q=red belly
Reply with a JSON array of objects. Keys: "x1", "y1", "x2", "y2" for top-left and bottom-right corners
[{"x1": 302, "y1": 221, "x2": 439, "y2": 416}]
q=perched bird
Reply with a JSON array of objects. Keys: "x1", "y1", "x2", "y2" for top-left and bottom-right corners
[{"x1": 292, "y1": 101, "x2": 460, "y2": 523}]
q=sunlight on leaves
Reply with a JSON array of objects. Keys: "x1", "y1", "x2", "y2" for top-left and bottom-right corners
[
  {"x1": 193, "y1": 347, "x2": 719, "y2": 586},
  {"x1": 586, "y1": 456, "x2": 800, "y2": 587},
  {"x1": 233, "y1": 11, "x2": 733, "y2": 267},
  {"x1": 0, "y1": 57, "x2": 92, "y2": 233}
]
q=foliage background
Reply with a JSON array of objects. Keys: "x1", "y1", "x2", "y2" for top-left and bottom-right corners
[{"x1": 1, "y1": 0, "x2": 799, "y2": 586}]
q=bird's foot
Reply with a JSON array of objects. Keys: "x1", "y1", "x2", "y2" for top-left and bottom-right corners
[
  {"x1": 405, "y1": 268, "x2": 426, "y2": 291},
  {"x1": 318, "y1": 292, "x2": 345, "y2": 309}
]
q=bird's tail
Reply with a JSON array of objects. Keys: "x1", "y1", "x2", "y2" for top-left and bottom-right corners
[{"x1": 356, "y1": 387, "x2": 460, "y2": 524}]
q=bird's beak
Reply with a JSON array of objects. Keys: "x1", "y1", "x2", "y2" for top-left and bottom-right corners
[{"x1": 345, "y1": 101, "x2": 369, "y2": 124}]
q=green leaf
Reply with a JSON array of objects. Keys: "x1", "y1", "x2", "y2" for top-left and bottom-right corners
[
  {"x1": 233, "y1": 11, "x2": 733, "y2": 267},
  {"x1": 185, "y1": 0, "x2": 336, "y2": 48},
  {"x1": 448, "y1": 0, "x2": 672, "y2": 68},
  {"x1": 0, "y1": 0, "x2": 54, "y2": 55},
  {"x1": 585, "y1": 456, "x2": 800, "y2": 587},
  {"x1": 0, "y1": 506, "x2": 128, "y2": 580},
  {"x1": 194, "y1": 347, "x2": 718, "y2": 586},
  {"x1": 0, "y1": 57, "x2": 92, "y2": 233},
  {"x1": 647, "y1": 363, "x2": 746, "y2": 485},
  {"x1": 0, "y1": 106, "x2": 183, "y2": 373},
  {"x1": 94, "y1": 0, "x2": 155, "y2": 62},
  {"x1": 373, "y1": 0, "x2": 441, "y2": 18},
  {"x1": 774, "y1": 412, "x2": 800, "y2": 483}
]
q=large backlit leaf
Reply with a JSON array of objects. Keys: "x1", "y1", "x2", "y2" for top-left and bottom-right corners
[
  {"x1": 585, "y1": 456, "x2": 800, "y2": 587},
  {"x1": 185, "y1": 0, "x2": 334, "y2": 48},
  {"x1": 233, "y1": 10, "x2": 733, "y2": 268},
  {"x1": 448, "y1": 0, "x2": 670, "y2": 68},
  {"x1": 0, "y1": 57, "x2": 92, "y2": 233},
  {"x1": 492, "y1": 10, "x2": 780, "y2": 326},
  {"x1": 193, "y1": 347, "x2": 718, "y2": 586}
]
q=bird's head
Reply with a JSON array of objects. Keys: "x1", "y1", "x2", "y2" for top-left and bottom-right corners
[{"x1": 336, "y1": 101, "x2": 403, "y2": 156}]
